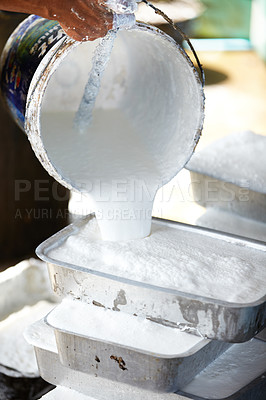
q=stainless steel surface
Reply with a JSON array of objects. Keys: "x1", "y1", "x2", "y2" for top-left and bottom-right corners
[
  {"x1": 36, "y1": 215, "x2": 266, "y2": 342},
  {"x1": 45, "y1": 307, "x2": 229, "y2": 392},
  {"x1": 34, "y1": 320, "x2": 266, "y2": 400},
  {"x1": 179, "y1": 374, "x2": 266, "y2": 400},
  {"x1": 178, "y1": 337, "x2": 266, "y2": 399},
  {"x1": 34, "y1": 345, "x2": 186, "y2": 399}
]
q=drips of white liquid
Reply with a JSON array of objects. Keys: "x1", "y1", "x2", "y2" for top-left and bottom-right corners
[
  {"x1": 41, "y1": 109, "x2": 160, "y2": 241},
  {"x1": 74, "y1": 31, "x2": 117, "y2": 133}
]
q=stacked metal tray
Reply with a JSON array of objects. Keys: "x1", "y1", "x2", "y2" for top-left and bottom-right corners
[
  {"x1": 36, "y1": 215, "x2": 266, "y2": 342},
  {"x1": 31, "y1": 215, "x2": 266, "y2": 398},
  {"x1": 44, "y1": 300, "x2": 230, "y2": 392},
  {"x1": 25, "y1": 320, "x2": 266, "y2": 400}
]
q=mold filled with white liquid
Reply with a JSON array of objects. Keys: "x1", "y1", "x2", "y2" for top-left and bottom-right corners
[
  {"x1": 46, "y1": 299, "x2": 205, "y2": 356},
  {"x1": 48, "y1": 216, "x2": 266, "y2": 303}
]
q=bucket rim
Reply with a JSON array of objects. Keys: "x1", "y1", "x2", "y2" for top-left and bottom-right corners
[{"x1": 25, "y1": 21, "x2": 205, "y2": 195}]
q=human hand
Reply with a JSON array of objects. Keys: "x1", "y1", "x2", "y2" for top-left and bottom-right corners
[
  {"x1": 0, "y1": 0, "x2": 139, "y2": 41},
  {"x1": 50, "y1": 0, "x2": 139, "y2": 41},
  {"x1": 47, "y1": 0, "x2": 114, "y2": 41}
]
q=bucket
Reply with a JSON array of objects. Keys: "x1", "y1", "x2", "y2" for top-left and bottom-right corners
[{"x1": 0, "y1": 15, "x2": 204, "y2": 240}]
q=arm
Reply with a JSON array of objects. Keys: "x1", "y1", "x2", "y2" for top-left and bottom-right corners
[{"x1": 0, "y1": 0, "x2": 113, "y2": 41}]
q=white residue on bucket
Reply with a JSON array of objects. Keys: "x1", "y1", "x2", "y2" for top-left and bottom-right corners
[
  {"x1": 48, "y1": 216, "x2": 266, "y2": 303},
  {"x1": 74, "y1": 30, "x2": 117, "y2": 133}
]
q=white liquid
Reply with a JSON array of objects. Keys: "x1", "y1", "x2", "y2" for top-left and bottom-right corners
[
  {"x1": 47, "y1": 299, "x2": 205, "y2": 356},
  {"x1": 48, "y1": 216, "x2": 266, "y2": 303},
  {"x1": 105, "y1": 0, "x2": 138, "y2": 14},
  {"x1": 42, "y1": 109, "x2": 160, "y2": 241},
  {"x1": 74, "y1": 31, "x2": 116, "y2": 133}
]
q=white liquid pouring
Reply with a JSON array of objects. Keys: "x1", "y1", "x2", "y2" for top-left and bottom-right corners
[
  {"x1": 39, "y1": 28, "x2": 204, "y2": 241},
  {"x1": 42, "y1": 109, "x2": 159, "y2": 240},
  {"x1": 73, "y1": 30, "x2": 117, "y2": 133}
]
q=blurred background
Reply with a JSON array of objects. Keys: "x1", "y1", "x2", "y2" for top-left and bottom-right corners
[
  {"x1": 0, "y1": 0, "x2": 266, "y2": 270},
  {"x1": 135, "y1": 0, "x2": 266, "y2": 225}
]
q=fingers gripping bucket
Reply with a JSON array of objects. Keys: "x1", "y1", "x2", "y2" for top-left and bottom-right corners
[{"x1": 0, "y1": 15, "x2": 204, "y2": 240}]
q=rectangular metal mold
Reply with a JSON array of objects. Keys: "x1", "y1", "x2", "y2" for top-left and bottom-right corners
[
  {"x1": 33, "y1": 320, "x2": 266, "y2": 400},
  {"x1": 177, "y1": 336, "x2": 266, "y2": 399},
  {"x1": 45, "y1": 306, "x2": 230, "y2": 393},
  {"x1": 34, "y1": 347, "x2": 185, "y2": 400},
  {"x1": 178, "y1": 374, "x2": 266, "y2": 400},
  {"x1": 36, "y1": 214, "x2": 266, "y2": 342},
  {"x1": 188, "y1": 170, "x2": 266, "y2": 223}
]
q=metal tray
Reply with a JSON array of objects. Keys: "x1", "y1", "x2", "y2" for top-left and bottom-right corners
[
  {"x1": 188, "y1": 169, "x2": 266, "y2": 223},
  {"x1": 27, "y1": 319, "x2": 188, "y2": 400},
  {"x1": 36, "y1": 214, "x2": 266, "y2": 342},
  {"x1": 177, "y1": 336, "x2": 266, "y2": 399},
  {"x1": 185, "y1": 131, "x2": 266, "y2": 223},
  {"x1": 29, "y1": 320, "x2": 266, "y2": 400},
  {"x1": 45, "y1": 302, "x2": 230, "y2": 393}
]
